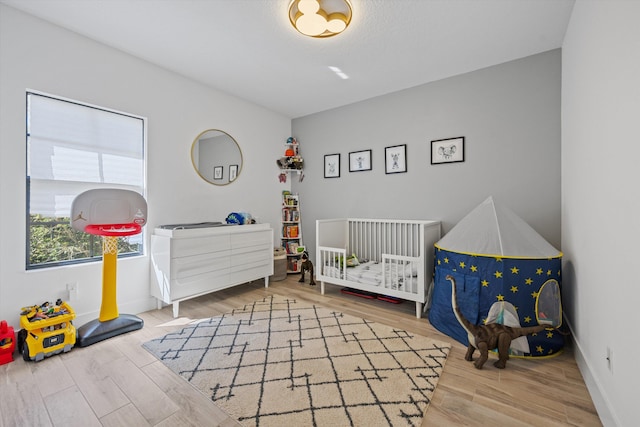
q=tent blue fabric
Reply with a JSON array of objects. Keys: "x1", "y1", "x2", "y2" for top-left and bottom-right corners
[{"x1": 428, "y1": 197, "x2": 564, "y2": 357}]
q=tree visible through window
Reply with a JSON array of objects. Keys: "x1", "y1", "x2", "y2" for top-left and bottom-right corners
[{"x1": 26, "y1": 92, "x2": 146, "y2": 269}]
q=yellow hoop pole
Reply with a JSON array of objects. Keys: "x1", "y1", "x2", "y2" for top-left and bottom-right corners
[{"x1": 99, "y1": 236, "x2": 119, "y2": 322}]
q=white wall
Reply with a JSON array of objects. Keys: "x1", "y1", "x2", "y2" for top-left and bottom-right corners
[
  {"x1": 0, "y1": 5, "x2": 291, "y2": 327},
  {"x1": 292, "y1": 50, "x2": 562, "y2": 259},
  {"x1": 562, "y1": 1, "x2": 640, "y2": 426}
]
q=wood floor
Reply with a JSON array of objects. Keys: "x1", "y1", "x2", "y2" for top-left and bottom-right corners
[{"x1": 0, "y1": 276, "x2": 602, "y2": 427}]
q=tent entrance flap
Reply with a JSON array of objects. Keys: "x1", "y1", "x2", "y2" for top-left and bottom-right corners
[
  {"x1": 536, "y1": 279, "x2": 562, "y2": 328},
  {"x1": 486, "y1": 301, "x2": 531, "y2": 355}
]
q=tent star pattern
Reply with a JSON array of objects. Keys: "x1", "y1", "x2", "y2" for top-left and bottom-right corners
[{"x1": 430, "y1": 248, "x2": 563, "y2": 357}]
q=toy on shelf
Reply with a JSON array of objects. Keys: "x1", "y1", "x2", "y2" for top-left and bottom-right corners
[
  {"x1": 0, "y1": 320, "x2": 16, "y2": 365},
  {"x1": 277, "y1": 137, "x2": 304, "y2": 182},
  {"x1": 281, "y1": 191, "x2": 305, "y2": 273},
  {"x1": 18, "y1": 299, "x2": 76, "y2": 362}
]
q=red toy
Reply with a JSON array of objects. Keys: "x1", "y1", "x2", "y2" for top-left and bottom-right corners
[{"x1": 0, "y1": 320, "x2": 16, "y2": 365}]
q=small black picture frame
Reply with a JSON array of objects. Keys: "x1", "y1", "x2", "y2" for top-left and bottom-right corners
[
  {"x1": 213, "y1": 166, "x2": 223, "y2": 180},
  {"x1": 229, "y1": 164, "x2": 238, "y2": 181},
  {"x1": 385, "y1": 144, "x2": 407, "y2": 174},
  {"x1": 349, "y1": 149, "x2": 372, "y2": 172},
  {"x1": 324, "y1": 153, "x2": 340, "y2": 178},
  {"x1": 431, "y1": 137, "x2": 465, "y2": 164}
]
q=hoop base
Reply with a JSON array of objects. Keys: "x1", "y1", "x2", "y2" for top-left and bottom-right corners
[{"x1": 77, "y1": 314, "x2": 143, "y2": 347}]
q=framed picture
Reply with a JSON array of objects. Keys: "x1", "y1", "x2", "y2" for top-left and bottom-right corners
[
  {"x1": 324, "y1": 153, "x2": 340, "y2": 178},
  {"x1": 349, "y1": 149, "x2": 372, "y2": 172},
  {"x1": 229, "y1": 164, "x2": 238, "y2": 181},
  {"x1": 213, "y1": 166, "x2": 223, "y2": 180},
  {"x1": 431, "y1": 137, "x2": 465, "y2": 164},
  {"x1": 385, "y1": 144, "x2": 407, "y2": 174}
]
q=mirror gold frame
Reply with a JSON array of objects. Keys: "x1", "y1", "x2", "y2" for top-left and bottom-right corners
[{"x1": 191, "y1": 129, "x2": 243, "y2": 185}]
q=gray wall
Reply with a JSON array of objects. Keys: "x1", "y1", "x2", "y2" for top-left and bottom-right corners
[
  {"x1": 562, "y1": 2, "x2": 639, "y2": 425},
  {"x1": 293, "y1": 50, "x2": 561, "y2": 259}
]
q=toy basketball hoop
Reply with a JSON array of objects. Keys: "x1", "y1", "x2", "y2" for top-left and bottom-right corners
[{"x1": 71, "y1": 188, "x2": 147, "y2": 347}]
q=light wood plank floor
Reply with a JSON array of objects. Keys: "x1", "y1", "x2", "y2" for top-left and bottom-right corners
[{"x1": 0, "y1": 276, "x2": 602, "y2": 426}]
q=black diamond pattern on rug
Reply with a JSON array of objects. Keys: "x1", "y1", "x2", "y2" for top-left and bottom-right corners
[{"x1": 143, "y1": 295, "x2": 450, "y2": 427}]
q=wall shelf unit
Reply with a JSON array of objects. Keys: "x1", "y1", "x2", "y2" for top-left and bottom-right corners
[
  {"x1": 281, "y1": 191, "x2": 303, "y2": 273},
  {"x1": 277, "y1": 137, "x2": 304, "y2": 182}
]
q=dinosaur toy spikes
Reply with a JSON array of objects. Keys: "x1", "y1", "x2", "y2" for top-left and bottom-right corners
[{"x1": 446, "y1": 275, "x2": 546, "y2": 369}]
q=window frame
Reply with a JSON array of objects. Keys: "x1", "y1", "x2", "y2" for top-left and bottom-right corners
[{"x1": 25, "y1": 90, "x2": 147, "y2": 270}]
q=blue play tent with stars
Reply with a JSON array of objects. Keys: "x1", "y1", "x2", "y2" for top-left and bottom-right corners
[{"x1": 428, "y1": 196, "x2": 564, "y2": 357}]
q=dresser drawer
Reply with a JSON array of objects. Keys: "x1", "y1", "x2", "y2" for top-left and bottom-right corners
[
  {"x1": 170, "y1": 250, "x2": 230, "y2": 280},
  {"x1": 231, "y1": 229, "x2": 272, "y2": 249},
  {"x1": 171, "y1": 269, "x2": 230, "y2": 300},
  {"x1": 171, "y1": 234, "x2": 231, "y2": 258}
]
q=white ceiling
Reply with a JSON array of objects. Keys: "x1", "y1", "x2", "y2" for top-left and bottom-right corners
[{"x1": 1, "y1": 0, "x2": 575, "y2": 118}]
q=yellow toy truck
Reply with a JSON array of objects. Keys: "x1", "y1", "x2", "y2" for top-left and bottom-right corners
[{"x1": 18, "y1": 300, "x2": 76, "y2": 362}]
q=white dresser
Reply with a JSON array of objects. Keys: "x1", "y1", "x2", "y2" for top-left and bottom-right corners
[{"x1": 150, "y1": 223, "x2": 273, "y2": 317}]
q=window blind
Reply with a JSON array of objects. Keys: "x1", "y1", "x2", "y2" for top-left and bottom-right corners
[{"x1": 27, "y1": 92, "x2": 145, "y2": 217}]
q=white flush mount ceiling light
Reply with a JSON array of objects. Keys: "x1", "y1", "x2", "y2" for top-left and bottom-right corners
[{"x1": 289, "y1": 0, "x2": 353, "y2": 38}]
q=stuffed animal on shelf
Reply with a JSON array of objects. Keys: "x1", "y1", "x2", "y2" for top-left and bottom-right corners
[
  {"x1": 277, "y1": 156, "x2": 304, "y2": 170},
  {"x1": 446, "y1": 275, "x2": 546, "y2": 369},
  {"x1": 299, "y1": 251, "x2": 316, "y2": 286}
]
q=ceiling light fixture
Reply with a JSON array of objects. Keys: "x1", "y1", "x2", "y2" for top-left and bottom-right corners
[{"x1": 289, "y1": 0, "x2": 352, "y2": 38}]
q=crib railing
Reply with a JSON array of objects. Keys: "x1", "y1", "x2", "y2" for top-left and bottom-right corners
[
  {"x1": 317, "y1": 248, "x2": 421, "y2": 296},
  {"x1": 348, "y1": 219, "x2": 424, "y2": 261},
  {"x1": 317, "y1": 246, "x2": 346, "y2": 280},
  {"x1": 381, "y1": 254, "x2": 421, "y2": 295}
]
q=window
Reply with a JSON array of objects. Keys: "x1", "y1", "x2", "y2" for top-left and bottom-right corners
[{"x1": 26, "y1": 92, "x2": 146, "y2": 269}]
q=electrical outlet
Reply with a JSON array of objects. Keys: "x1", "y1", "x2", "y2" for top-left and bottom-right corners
[
  {"x1": 606, "y1": 346, "x2": 613, "y2": 373},
  {"x1": 66, "y1": 282, "x2": 78, "y2": 301}
]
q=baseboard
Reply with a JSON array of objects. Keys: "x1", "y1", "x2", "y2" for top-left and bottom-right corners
[
  {"x1": 74, "y1": 297, "x2": 157, "y2": 327},
  {"x1": 566, "y1": 319, "x2": 619, "y2": 426}
]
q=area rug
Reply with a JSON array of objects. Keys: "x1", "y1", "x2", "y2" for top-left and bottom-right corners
[{"x1": 143, "y1": 295, "x2": 450, "y2": 427}]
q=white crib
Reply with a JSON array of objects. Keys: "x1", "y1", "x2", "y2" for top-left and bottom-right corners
[{"x1": 316, "y1": 218, "x2": 441, "y2": 318}]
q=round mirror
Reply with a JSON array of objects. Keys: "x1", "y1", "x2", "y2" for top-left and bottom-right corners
[{"x1": 191, "y1": 129, "x2": 243, "y2": 185}]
